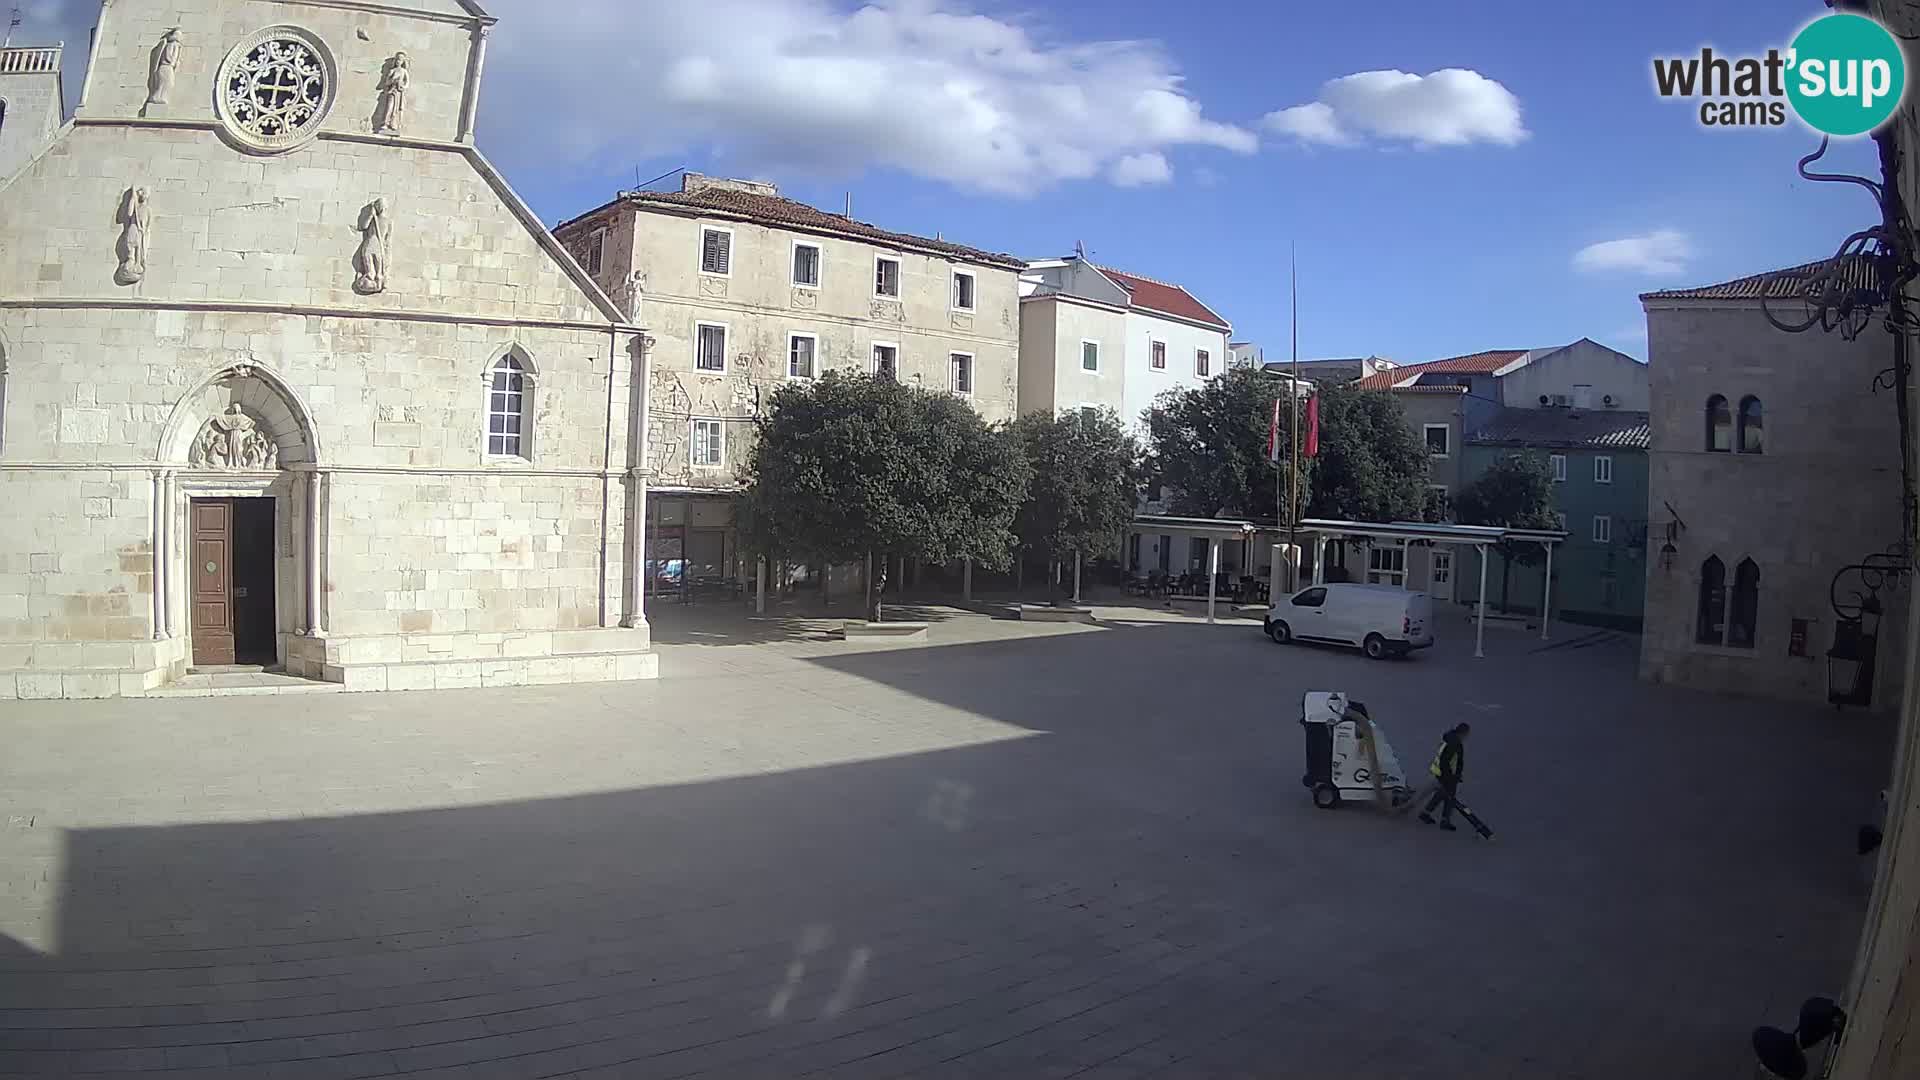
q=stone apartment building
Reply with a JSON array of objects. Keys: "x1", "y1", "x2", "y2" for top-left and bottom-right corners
[
  {"x1": 554, "y1": 176, "x2": 1023, "y2": 596},
  {"x1": 0, "y1": 0, "x2": 658, "y2": 698},
  {"x1": 1639, "y1": 258, "x2": 1906, "y2": 709},
  {"x1": 0, "y1": 40, "x2": 64, "y2": 181}
]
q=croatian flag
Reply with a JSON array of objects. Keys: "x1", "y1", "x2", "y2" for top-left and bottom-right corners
[{"x1": 1303, "y1": 393, "x2": 1320, "y2": 459}]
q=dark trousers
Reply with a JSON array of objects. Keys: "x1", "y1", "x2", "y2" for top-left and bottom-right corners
[{"x1": 1423, "y1": 778, "x2": 1459, "y2": 822}]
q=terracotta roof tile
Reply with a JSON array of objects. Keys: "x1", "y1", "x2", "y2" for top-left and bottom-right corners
[
  {"x1": 1355, "y1": 349, "x2": 1528, "y2": 390},
  {"x1": 1097, "y1": 266, "x2": 1230, "y2": 330},
  {"x1": 597, "y1": 188, "x2": 1026, "y2": 271},
  {"x1": 1640, "y1": 254, "x2": 1880, "y2": 302},
  {"x1": 1468, "y1": 407, "x2": 1651, "y2": 450}
]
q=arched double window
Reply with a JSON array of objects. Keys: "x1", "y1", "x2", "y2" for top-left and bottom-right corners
[
  {"x1": 1696, "y1": 556, "x2": 1726, "y2": 644},
  {"x1": 1737, "y1": 396, "x2": 1763, "y2": 454},
  {"x1": 1706, "y1": 395, "x2": 1732, "y2": 453},
  {"x1": 485, "y1": 351, "x2": 533, "y2": 460}
]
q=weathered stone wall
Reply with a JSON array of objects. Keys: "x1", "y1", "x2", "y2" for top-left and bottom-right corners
[{"x1": 1640, "y1": 300, "x2": 1907, "y2": 707}]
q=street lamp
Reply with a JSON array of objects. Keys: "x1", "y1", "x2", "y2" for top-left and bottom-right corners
[{"x1": 1827, "y1": 595, "x2": 1882, "y2": 707}]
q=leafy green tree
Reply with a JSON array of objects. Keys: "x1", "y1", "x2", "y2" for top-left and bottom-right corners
[
  {"x1": 1143, "y1": 368, "x2": 1304, "y2": 522},
  {"x1": 1011, "y1": 408, "x2": 1146, "y2": 596},
  {"x1": 738, "y1": 372, "x2": 1029, "y2": 622},
  {"x1": 1143, "y1": 372, "x2": 1429, "y2": 525},
  {"x1": 1303, "y1": 383, "x2": 1431, "y2": 522},
  {"x1": 1453, "y1": 452, "x2": 1559, "y2": 612}
]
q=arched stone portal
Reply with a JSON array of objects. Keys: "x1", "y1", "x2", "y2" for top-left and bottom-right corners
[{"x1": 155, "y1": 364, "x2": 325, "y2": 672}]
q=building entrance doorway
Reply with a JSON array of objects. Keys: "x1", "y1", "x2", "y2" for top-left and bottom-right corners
[{"x1": 190, "y1": 497, "x2": 277, "y2": 667}]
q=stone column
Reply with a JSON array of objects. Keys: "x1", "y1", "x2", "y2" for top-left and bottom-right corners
[
  {"x1": 306, "y1": 471, "x2": 326, "y2": 635},
  {"x1": 161, "y1": 471, "x2": 178, "y2": 637},
  {"x1": 150, "y1": 469, "x2": 167, "y2": 640}
]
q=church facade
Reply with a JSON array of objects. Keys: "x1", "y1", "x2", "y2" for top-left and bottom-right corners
[{"x1": 0, "y1": 0, "x2": 658, "y2": 698}]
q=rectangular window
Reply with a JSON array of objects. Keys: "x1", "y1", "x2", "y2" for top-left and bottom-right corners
[
  {"x1": 700, "y1": 227, "x2": 732, "y2": 276},
  {"x1": 691, "y1": 420, "x2": 725, "y2": 469},
  {"x1": 1592, "y1": 515, "x2": 1612, "y2": 544},
  {"x1": 586, "y1": 229, "x2": 606, "y2": 276},
  {"x1": 949, "y1": 352, "x2": 973, "y2": 395},
  {"x1": 792, "y1": 242, "x2": 821, "y2": 288},
  {"x1": 1424, "y1": 424, "x2": 1450, "y2": 457},
  {"x1": 487, "y1": 361, "x2": 527, "y2": 458},
  {"x1": 1550, "y1": 453, "x2": 1567, "y2": 482},
  {"x1": 1553, "y1": 511, "x2": 1568, "y2": 531},
  {"x1": 1189, "y1": 537, "x2": 1209, "y2": 570},
  {"x1": 874, "y1": 255, "x2": 901, "y2": 298},
  {"x1": 951, "y1": 270, "x2": 976, "y2": 311},
  {"x1": 1195, "y1": 349, "x2": 1210, "y2": 377},
  {"x1": 1151, "y1": 341, "x2": 1166, "y2": 370},
  {"x1": 1425, "y1": 484, "x2": 1451, "y2": 522},
  {"x1": 1081, "y1": 340, "x2": 1100, "y2": 372},
  {"x1": 872, "y1": 343, "x2": 898, "y2": 381},
  {"x1": 1593, "y1": 455, "x2": 1613, "y2": 484},
  {"x1": 788, "y1": 333, "x2": 816, "y2": 379},
  {"x1": 1366, "y1": 543, "x2": 1407, "y2": 587},
  {"x1": 694, "y1": 322, "x2": 728, "y2": 372},
  {"x1": 1431, "y1": 549, "x2": 1453, "y2": 586}
]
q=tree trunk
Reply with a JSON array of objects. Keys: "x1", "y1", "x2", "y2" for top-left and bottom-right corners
[{"x1": 867, "y1": 552, "x2": 888, "y2": 623}]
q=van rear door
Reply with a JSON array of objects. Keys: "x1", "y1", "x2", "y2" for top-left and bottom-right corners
[{"x1": 1404, "y1": 592, "x2": 1433, "y2": 643}]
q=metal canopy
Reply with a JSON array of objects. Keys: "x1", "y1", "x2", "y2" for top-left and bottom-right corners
[
  {"x1": 1295, "y1": 519, "x2": 1569, "y2": 658},
  {"x1": 1131, "y1": 514, "x2": 1282, "y2": 540}
]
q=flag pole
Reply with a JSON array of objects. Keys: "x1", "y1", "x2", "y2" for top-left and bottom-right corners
[{"x1": 1287, "y1": 243, "x2": 1300, "y2": 590}]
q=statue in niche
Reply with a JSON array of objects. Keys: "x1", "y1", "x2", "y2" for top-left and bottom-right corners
[
  {"x1": 143, "y1": 28, "x2": 181, "y2": 114},
  {"x1": 374, "y1": 52, "x2": 410, "y2": 134},
  {"x1": 114, "y1": 187, "x2": 150, "y2": 286},
  {"x1": 189, "y1": 404, "x2": 279, "y2": 470},
  {"x1": 352, "y1": 198, "x2": 391, "y2": 295}
]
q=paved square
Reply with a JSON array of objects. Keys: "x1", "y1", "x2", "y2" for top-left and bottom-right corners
[{"x1": 0, "y1": 604, "x2": 1892, "y2": 1078}]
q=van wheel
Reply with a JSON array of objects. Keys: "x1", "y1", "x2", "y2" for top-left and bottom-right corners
[
  {"x1": 1363, "y1": 634, "x2": 1388, "y2": 660},
  {"x1": 1267, "y1": 620, "x2": 1292, "y2": 644},
  {"x1": 1312, "y1": 783, "x2": 1340, "y2": 810}
]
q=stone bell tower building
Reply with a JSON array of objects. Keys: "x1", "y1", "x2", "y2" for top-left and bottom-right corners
[
  {"x1": 0, "y1": 36, "x2": 65, "y2": 182},
  {"x1": 0, "y1": 0, "x2": 658, "y2": 697}
]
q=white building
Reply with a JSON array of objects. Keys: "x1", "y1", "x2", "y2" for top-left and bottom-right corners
[
  {"x1": 0, "y1": 40, "x2": 65, "y2": 181},
  {"x1": 554, "y1": 175, "x2": 1024, "y2": 596},
  {"x1": 1016, "y1": 254, "x2": 1231, "y2": 428},
  {"x1": 0, "y1": 0, "x2": 658, "y2": 698}
]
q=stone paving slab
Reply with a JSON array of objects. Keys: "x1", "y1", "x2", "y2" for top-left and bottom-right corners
[{"x1": 0, "y1": 611, "x2": 1892, "y2": 1077}]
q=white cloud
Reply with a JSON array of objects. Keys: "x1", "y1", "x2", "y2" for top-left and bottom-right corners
[
  {"x1": 1573, "y1": 230, "x2": 1694, "y2": 276},
  {"x1": 476, "y1": 0, "x2": 1255, "y2": 195},
  {"x1": 1109, "y1": 152, "x2": 1172, "y2": 187},
  {"x1": 1264, "y1": 69, "x2": 1527, "y2": 149}
]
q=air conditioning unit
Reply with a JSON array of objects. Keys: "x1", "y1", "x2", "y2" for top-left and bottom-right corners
[
  {"x1": 1538, "y1": 395, "x2": 1551, "y2": 405},
  {"x1": 1603, "y1": 394, "x2": 1617, "y2": 407}
]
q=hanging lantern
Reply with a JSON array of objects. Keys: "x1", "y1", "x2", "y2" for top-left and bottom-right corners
[{"x1": 1826, "y1": 597, "x2": 1882, "y2": 708}]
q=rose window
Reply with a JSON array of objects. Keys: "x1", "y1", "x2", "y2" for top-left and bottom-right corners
[{"x1": 215, "y1": 28, "x2": 337, "y2": 153}]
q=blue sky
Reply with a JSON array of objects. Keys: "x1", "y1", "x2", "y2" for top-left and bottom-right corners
[{"x1": 23, "y1": 0, "x2": 1887, "y2": 363}]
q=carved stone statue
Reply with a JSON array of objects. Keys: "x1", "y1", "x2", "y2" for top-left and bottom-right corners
[
  {"x1": 144, "y1": 29, "x2": 182, "y2": 112},
  {"x1": 374, "y1": 52, "x2": 410, "y2": 134},
  {"x1": 352, "y1": 198, "x2": 391, "y2": 295},
  {"x1": 114, "y1": 187, "x2": 150, "y2": 287},
  {"x1": 189, "y1": 404, "x2": 279, "y2": 470}
]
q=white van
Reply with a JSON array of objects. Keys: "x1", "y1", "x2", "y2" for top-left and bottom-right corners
[{"x1": 1264, "y1": 583, "x2": 1435, "y2": 659}]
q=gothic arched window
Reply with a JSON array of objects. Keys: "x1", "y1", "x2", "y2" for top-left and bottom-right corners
[
  {"x1": 1738, "y1": 396, "x2": 1763, "y2": 454},
  {"x1": 1706, "y1": 395, "x2": 1732, "y2": 453}
]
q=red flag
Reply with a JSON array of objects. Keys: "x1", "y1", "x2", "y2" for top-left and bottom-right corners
[
  {"x1": 1302, "y1": 394, "x2": 1320, "y2": 458},
  {"x1": 1268, "y1": 397, "x2": 1282, "y2": 462}
]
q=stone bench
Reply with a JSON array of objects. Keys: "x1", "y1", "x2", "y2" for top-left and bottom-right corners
[
  {"x1": 834, "y1": 621, "x2": 931, "y2": 642},
  {"x1": 1017, "y1": 604, "x2": 1098, "y2": 624}
]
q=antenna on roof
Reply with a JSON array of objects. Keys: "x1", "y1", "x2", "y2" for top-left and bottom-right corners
[
  {"x1": 844, "y1": 192, "x2": 852, "y2": 219},
  {"x1": 1074, "y1": 239, "x2": 1086, "y2": 259},
  {"x1": 4, "y1": 7, "x2": 20, "y2": 49}
]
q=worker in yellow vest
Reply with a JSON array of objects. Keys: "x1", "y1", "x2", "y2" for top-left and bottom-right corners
[{"x1": 1418, "y1": 723, "x2": 1471, "y2": 831}]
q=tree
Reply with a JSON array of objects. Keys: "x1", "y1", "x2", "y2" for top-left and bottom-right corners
[
  {"x1": 1011, "y1": 408, "x2": 1146, "y2": 598},
  {"x1": 1303, "y1": 383, "x2": 1431, "y2": 522},
  {"x1": 1143, "y1": 368, "x2": 1305, "y2": 523},
  {"x1": 738, "y1": 372, "x2": 1029, "y2": 622},
  {"x1": 1144, "y1": 373, "x2": 1430, "y2": 528},
  {"x1": 1453, "y1": 452, "x2": 1559, "y2": 612}
]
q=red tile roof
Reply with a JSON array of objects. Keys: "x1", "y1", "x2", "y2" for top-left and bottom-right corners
[
  {"x1": 567, "y1": 187, "x2": 1026, "y2": 271},
  {"x1": 1355, "y1": 349, "x2": 1528, "y2": 390},
  {"x1": 1639, "y1": 255, "x2": 1879, "y2": 302},
  {"x1": 1097, "y1": 267, "x2": 1230, "y2": 330}
]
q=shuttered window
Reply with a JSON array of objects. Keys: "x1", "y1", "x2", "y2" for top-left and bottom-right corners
[{"x1": 700, "y1": 228, "x2": 731, "y2": 275}]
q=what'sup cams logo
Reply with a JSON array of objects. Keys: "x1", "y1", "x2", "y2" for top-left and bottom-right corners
[{"x1": 1654, "y1": 12, "x2": 1907, "y2": 136}]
